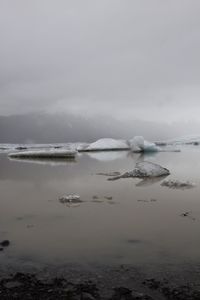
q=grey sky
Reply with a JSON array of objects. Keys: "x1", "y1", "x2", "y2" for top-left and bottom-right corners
[{"x1": 0, "y1": 0, "x2": 200, "y2": 122}]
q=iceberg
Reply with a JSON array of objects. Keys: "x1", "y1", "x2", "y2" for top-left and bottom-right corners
[
  {"x1": 129, "y1": 136, "x2": 160, "y2": 153},
  {"x1": 8, "y1": 149, "x2": 77, "y2": 159},
  {"x1": 108, "y1": 161, "x2": 170, "y2": 180},
  {"x1": 79, "y1": 138, "x2": 129, "y2": 152}
]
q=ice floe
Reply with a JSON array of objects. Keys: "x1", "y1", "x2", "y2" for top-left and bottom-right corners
[
  {"x1": 8, "y1": 149, "x2": 77, "y2": 159},
  {"x1": 161, "y1": 180, "x2": 196, "y2": 189},
  {"x1": 108, "y1": 161, "x2": 170, "y2": 180}
]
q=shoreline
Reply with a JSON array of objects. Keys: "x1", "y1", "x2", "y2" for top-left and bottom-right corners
[{"x1": 0, "y1": 262, "x2": 200, "y2": 299}]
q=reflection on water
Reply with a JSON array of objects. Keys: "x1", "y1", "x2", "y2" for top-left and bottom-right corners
[
  {"x1": 0, "y1": 147, "x2": 200, "y2": 268},
  {"x1": 135, "y1": 176, "x2": 168, "y2": 187},
  {"x1": 8, "y1": 157, "x2": 77, "y2": 167},
  {"x1": 86, "y1": 151, "x2": 128, "y2": 161}
]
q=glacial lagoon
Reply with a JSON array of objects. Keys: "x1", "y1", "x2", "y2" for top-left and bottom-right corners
[{"x1": 0, "y1": 145, "x2": 200, "y2": 271}]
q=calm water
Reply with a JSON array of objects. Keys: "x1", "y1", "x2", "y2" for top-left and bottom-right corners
[{"x1": 0, "y1": 147, "x2": 200, "y2": 268}]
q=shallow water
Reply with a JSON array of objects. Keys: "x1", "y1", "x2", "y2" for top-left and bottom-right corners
[{"x1": 0, "y1": 146, "x2": 200, "y2": 269}]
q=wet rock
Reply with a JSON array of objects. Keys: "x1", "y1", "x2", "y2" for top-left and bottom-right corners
[
  {"x1": 180, "y1": 212, "x2": 190, "y2": 217},
  {"x1": 4, "y1": 281, "x2": 22, "y2": 289},
  {"x1": 0, "y1": 240, "x2": 10, "y2": 247},
  {"x1": 59, "y1": 195, "x2": 82, "y2": 204},
  {"x1": 180, "y1": 212, "x2": 195, "y2": 220},
  {"x1": 82, "y1": 292, "x2": 96, "y2": 300},
  {"x1": 15, "y1": 147, "x2": 28, "y2": 150},
  {"x1": 26, "y1": 224, "x2": 34, "y2": 228},
  {"x1": 143, "y1": 278, "x2": 161, "y2": 290},
  {"x1": 104, "y1": 196, "x2": 113, "y2": 200}
]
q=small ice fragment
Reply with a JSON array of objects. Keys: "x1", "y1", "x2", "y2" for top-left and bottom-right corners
[
  {"x1": 59, "y1": 194, "x2": 82, "y2": 203},
  {"x1": 161, "y1": 180, "x2": 196, "y2": 189}
]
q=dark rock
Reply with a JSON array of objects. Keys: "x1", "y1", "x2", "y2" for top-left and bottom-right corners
[
  {"x1": 0, "y1": 240, "x2": 10, "y2": 247},
  {"x1": 104, "y1": 196, "x2": 113, "y2": 200}
]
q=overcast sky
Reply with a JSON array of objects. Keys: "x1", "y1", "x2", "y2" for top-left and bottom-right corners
[{"x1": 0, "y1": 0, "x2": 200, "y2": 123}]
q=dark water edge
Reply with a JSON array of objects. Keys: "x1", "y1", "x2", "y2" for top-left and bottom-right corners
[{"x1": 0, "y1": 262, "x2": 200, "y2": 299}]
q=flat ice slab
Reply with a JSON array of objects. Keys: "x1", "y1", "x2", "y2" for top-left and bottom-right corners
[
  {"x1": 108, "y1": 161, "x2": 170, "y2": 180},
  {"x1": 79, "y1": 138, "x2": 129, "y2": 152},
  {"x1": 8, "y1": 149, "x2": 77, "y2": 159}
]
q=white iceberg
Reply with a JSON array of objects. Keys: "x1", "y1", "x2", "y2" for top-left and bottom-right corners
[
  {"x1": 108, "y1": 161, "x2": 170, "y2": 180},
  {"x1": 8, "y1": 149, "x2": 77, "y2": 159},
  {"x1": 129, "y1": 136, "x2": 160, "y2": 153},
  {"x1": 80, "y1": 138, "x2": 129, "y2": 152}
]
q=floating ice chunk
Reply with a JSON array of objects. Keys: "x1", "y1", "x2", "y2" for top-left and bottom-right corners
[
  {"x1": 59, "y1": 194, "x2": 82, "y2": 203},
  {"x1": 129, "y1": 136, "x2": 160, "y2": 153},
  {"x1": 161, "y1": 180, "x2": 196, "y2": 189},
  {"x1": 80, "y1": 138, "x2": 129, "y2": 152},
  {"x1": 108, "y1": 161, "x2": 170, "y2": 180},
  {"x1": 8, "y1": 149, "x2": 77, "y2": 159}
]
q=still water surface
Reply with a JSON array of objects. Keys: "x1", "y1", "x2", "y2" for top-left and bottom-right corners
[{"x1": 0, "y1": 147, "x2": 200, "y2": 268}]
